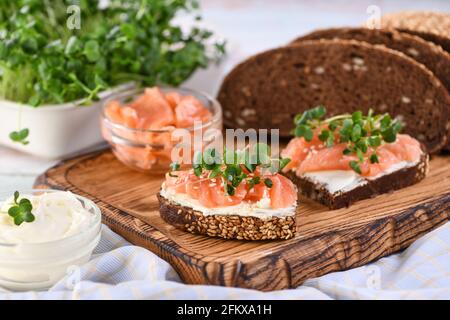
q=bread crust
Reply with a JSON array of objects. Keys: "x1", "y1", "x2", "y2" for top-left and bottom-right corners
[
  {"x1": 157, "y1": 193, "x2": 296, "y2": 240},
  {"x1": 381, "y1": 11, "x2": 450, "y2": 53},
  {"x1": 381, "y1": 11, "x2": 450, "y2": 151},
  {"x1": 293, "y1": 28, "x2": 450, "y2": 93},
  {"x1": 285, "y1": 152, "x2": 429, "y2": 210}
]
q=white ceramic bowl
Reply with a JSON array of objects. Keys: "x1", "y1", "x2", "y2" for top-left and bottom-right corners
[{"x1": 0, "y1": 84, "x2": 134, "y2": 159}]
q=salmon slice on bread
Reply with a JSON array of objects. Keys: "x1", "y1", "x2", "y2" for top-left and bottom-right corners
[
  {"x1": 157, "y1": 145, "x2": 298, "y2": 240},
  {"x1": 281, "y1": 107, "x2": 429, "y2": 209}
]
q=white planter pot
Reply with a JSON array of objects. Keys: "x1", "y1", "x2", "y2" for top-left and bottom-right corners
[{"x1": 0, "y1": 84, "x2": 134, "y2": 159}]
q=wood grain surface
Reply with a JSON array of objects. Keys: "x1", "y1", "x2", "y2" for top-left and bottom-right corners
[{"x1": 35, "y1": 150, "x2": 450, "y2": 291}]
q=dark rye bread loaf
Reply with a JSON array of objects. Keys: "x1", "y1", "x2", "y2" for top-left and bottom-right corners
[
  {"x1": 157, "y1": 192, "x2": 296, "y2": 240},
  {"x1": 381, "y1": 11, "x2": 450, "y2": 54},
  {"x1": 286, "y1": 151, "x2": 429, "y2": 210},
  {"x1": 217, "y1": 40, "x2": 450, "y2": 153},
  {"x1": 292, "y1": 27, "x2": 450, "y2": 94}
]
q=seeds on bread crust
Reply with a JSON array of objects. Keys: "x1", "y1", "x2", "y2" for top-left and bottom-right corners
[
  {"x1": 157, "y1": 193, "x2": 296, "y2": 240},
  {"x1": 381, "y1": 11, "x2": 450, "y2": 53},
  {"x1": 292, "y1": 28, "x2": 450, "y2": 95}
]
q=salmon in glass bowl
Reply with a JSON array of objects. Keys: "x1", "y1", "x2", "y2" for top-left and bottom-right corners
[{"x1": 100, "y1": 87, "x2": 223, "y2": 173}]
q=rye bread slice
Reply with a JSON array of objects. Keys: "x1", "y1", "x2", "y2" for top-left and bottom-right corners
[
  {"x1": 292, "y1": 27, "x2": 450, "y2": 95},
  {"x1": 381, "y1": 11, "x2": 450, "y2": 54},
  {"x1": 157, "y1": 192, "x2": 296, "y2": 240},
  {"x1": 217, "y1": 39, "x2": 450, "y2": 153},
  {"x1": 285, "y1": 151, "x2": 429, "y2": 210}
]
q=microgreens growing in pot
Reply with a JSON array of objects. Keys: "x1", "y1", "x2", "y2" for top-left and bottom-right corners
[
  {"x1": 0, "y1": 0, "x2": 226, "y2": 144},
  {"x1": 293, "y1": 106, "x2": 403, "y2": 174},
  {"x1": 169, "y1": 143, "x2": 291, "y2": 196}
]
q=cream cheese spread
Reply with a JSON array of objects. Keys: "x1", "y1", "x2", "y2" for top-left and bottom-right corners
[
  {"x1": 301, "y1": 160, "x2": 419, "y2": 194},
  {"x1": 160, "y1": 185, "x2": 297, "y2": 219},
  {"x1": 0, "y1": 191, "x2": 94, "y2": 244}
]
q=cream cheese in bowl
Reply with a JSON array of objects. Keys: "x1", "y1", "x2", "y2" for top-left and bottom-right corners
[{"x1": 0, "y1": 190, "x2": 101, "y2": 291}]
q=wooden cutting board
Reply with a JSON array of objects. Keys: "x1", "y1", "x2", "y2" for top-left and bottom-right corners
[{"x1": 35, "y1": 149, "x2": 450, "y2": 291}]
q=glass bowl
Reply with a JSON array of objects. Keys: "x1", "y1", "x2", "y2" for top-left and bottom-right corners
[
  {"x1": 0, "y1": 190, "x2": 102, "y2": 291},
  {"x1": 100, "y1": 87, "x2": 223, "y2": 173}
]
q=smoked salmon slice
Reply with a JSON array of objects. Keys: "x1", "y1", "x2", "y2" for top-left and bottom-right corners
[
  {"x1": 175, "y1": 95, "x2": 212, "y2": 128},
  {"x1": 164, "y1": 170, "x2": 297, "y2": 209},
  {"x1": 282, "y1": 133, "x2": 422, "y2": 177},
  {"x1": 129, "y1": 87, "x2": 175, "y2": 129}
]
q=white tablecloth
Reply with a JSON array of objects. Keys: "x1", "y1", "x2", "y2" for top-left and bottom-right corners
[{"x1": 0, "y1": 222, "x2": 449, "y2": 300}]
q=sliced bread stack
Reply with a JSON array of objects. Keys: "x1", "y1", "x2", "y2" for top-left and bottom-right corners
[
  {"x1": 217, "y1": 11, "x2": 450, "y2": 154},
  {"x1": 381, "y1": 11, "x2": 450, "y2": 54},
  {"x1": 293, "y1": 28, "x2": 450, "y2": 95},
  {"x1": 381, "y1": 11, "x2": 450, "y2": 151}
]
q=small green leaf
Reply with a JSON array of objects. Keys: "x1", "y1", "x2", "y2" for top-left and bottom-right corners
[
  {"x1": 208, "y1": 168, "x2": 221, "y2": 179},
  {"x1": 393, "y1": 121, "x2": 403, "y2": 133},
  {"x1": 19, "y1": 199, "x2": 32, "y2": 212},
  {"x1": 352, "y1": 111, "x2": 363, "y2": 123},
  {"x1": 328, "y1": 121, "x2": 338, "y2": 131},
  {"x1": 28, "y1": 95, "x2": 41, "y2": 107},
  {"x1": 326, "y1": 134, "x2": 335, "y2": 147},
  {"x1": 381, "y1": 127, "x2": 397, "y2": 143},
  {"x1": 13, "y1": 191, "x2": 19, "y2": 204},
  {"x1": 9, "y1": 128, "x2": 30, "y2": 145},
  {"x1": 294, "y1": 125, "x2": 308, "y2": 137},
  {"x1": 23, "y1": 212, "x2": 35, "y2": 223},
  {"x1": 294, "y1": 111, "x2": 310, "y2": 125},
  {"x1": 356, "y1": 139, "x2": 368, "y2": 153},
  {"x1": 84, "y1": 40, "x2": 101, "y2": 62},
  {"x1": 356, "y1": 148, "x2": 364, "y2": 162},
  {"x1": 318, "y1": 129, "x2": 330, "y2": 142},
  {"x1": 170, "y1": 162, "x2": 180, "y2": 171},
  {"x1": 380, "y1": 114, "x2": 392, "y2": 130},
  {"x1": 279, "y1": 158, "x2": 291, "y2": 171},
  {"x1": 370, "y1": 153, "x2": 379, "y2": 164},
  {"x1": 226, "y1": 184, "x2": 235, "y2": 196},
  {"x1": 349, "y1": 160, "x2": 362, "y2": 174},
  {"x1": 311, "y1": 105, "x2": 326, "y2": 119},
  {"x1": 193, "y1": 164, "x2": 202, "y2": 177},
  {"x1": 264, "y1": 178, "x2": 273, "y2": 188},
  {"x1": 21, "y1": 38, "x2": 38, "y2": 54},
  {"x1": 304, "y1": 128, "x2": 314, "y2": 142},
  {"x1": 351, "y1": 124, "x2": 362, "y2": 142},
  {"x1": 8, "y1": 206, "x2": 20, "y2": 217},
  {"x1": 14, "y1": 216, "x2": 23, "y2": 226},
  {"x1": 7, "y1": 191, "x2": 35, "y2": 226},
  {"x1": 65, "y1": 36, "x2": 81, "y2": 55},
  {"x1": 248, "y1": 176, "x2": 261, "y2": 189},
  {"x1": 368, "y1": 136, "x2": 381, "y2": 147}
]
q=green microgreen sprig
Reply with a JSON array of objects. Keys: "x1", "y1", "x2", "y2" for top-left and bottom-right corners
[
  {"x1": 170, "y1": 143, "x2": 290, "y2": 196},
  {"x1": 9, "y1": 128, "x2": 29, "y2": 145},
  {"x1": 7, "y1": 191, "x2": 35, "y2": 226},
  {"x1": 293, "y1": 106, "x2": 403, "y2": 174}
]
